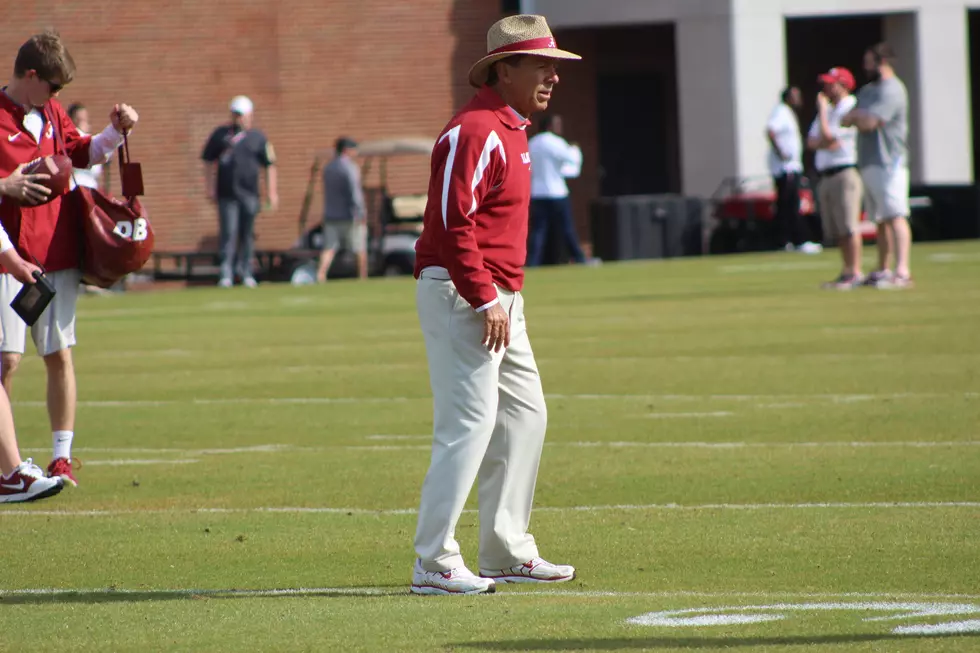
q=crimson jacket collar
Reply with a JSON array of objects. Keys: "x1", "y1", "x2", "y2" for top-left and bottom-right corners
[{"x1": 474, "y1": 86, "x2": 531, "y2": 131}]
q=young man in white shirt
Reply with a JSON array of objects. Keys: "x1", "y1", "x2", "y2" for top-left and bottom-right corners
[
  {"x1": 807, "y1": 67, "x2": 864, "y2": 289},
  {"x1": 527, "y1": 114, "x2": 588, "y2": 266},
  {"x1": 767, "y1": 87, "x2": 820, "y2": 254}
]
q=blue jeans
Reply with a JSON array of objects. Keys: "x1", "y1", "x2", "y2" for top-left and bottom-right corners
[
  {"x1": 218, "y1": 196, "x2": 259, "y2": 280},
  {"x1": 527, "y1": 198, "x2": 586, "y2": 267}
]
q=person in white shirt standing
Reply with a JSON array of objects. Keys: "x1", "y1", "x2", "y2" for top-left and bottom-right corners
[
  {"x1": 67, "y1": 103, "x2": 103, "y2": 191},
  {"x1": 526, "y1": 114, "x2": 587, "y2": 266},
  {"x1": 807, "y1": 67, "x2": 864, "y2": 290},
  {"x1": 767, "y1": 87, "x2": 820, "y2": 254}
]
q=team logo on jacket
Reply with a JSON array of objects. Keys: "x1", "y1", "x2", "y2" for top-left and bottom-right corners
[
  {"x1": 521, "y1": 152, "x2": 531, "y2": 165},
  {"x1": 45, "y1": 124, "x2": 53, "y2": 140}
]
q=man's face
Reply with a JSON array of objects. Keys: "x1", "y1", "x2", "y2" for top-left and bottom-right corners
[
  {"x1": 499, "y1": 55, "x2": 560, "y2": 116},
  {"x1": 72, "y1": 108, "x2": 90, "y2": 133},
  {"x1": 24, "y1": 69, "x2": 64, "y2": 108},
  {"x1": 823, "y1": 81, "x2": 844, "y2": 102},
  {"x1": 863, "y1": 51, "x2": 881, "y2": 81},
  {"x1": 232, "y1": 111, "x2": 253, "y2": 130},
  {"x1": 787, "y1": 87, "x2": 803, "y2": 109}
]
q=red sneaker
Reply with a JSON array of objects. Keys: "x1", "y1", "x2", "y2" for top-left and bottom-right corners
[
  {"x1": 0, "y1": 459, "x2": 64, "y2": 503},
  {"x1": 47, "y1": 457, "x2": 79, "y2": 487}
]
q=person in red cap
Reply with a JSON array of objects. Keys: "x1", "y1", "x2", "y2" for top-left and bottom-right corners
[
  {"x1": 410, "y1": 14, "x2": 580, "y2": 596},
  {"x1": 807, "y1": 67, "x2": 864, "y2": 289}
]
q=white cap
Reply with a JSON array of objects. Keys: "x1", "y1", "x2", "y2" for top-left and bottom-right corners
[{"x1": 229, "y1": 95, "x2": 253, "y2": 116}]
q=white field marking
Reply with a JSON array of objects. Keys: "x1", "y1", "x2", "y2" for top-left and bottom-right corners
[
  {"x1": 13, "y1": 391, "x2": 973, "y2": 410},
  {"x1": 627, "y1": 601, "x2": 980, "y2": 637},
  {"x1": 644, "y1": 412, "x2": 733, "y2": 419},
  {"x1": 10, "y1": 392, "x2": 978, "y2": 410},
  {"x1": 2, "y1": 588, "x2": 979, "y2": 601},
  {"x1": 4, "y1": 502, "x2": 978, "y2": 519},
  {"x1": 719, "y1": 261, "x2": 834, "y2": 273},
  {"x1": 896, "y1": 620, "x2": 980, "y2": 635},
  {"x1": 928, "y1": 252, "x2": 980, "y2": 263},
  {"x1": 82, "y1": 459, "x2": 200, "y2": 467},
  {"x1": 20, "y1": 440, "x2": 980, "y2": 458}
]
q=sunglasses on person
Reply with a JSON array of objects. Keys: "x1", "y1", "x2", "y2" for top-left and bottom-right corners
[{"x1": 44, "y1": 78, "x2": 64, "y2": 94}]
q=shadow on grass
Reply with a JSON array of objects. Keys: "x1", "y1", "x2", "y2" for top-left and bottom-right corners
[
  {"x1": 0, "y1": 585, "x2": 408, "y2": 605},
  {"x1": 454, "y1": 632, "x2": 980, "y2": 650}
]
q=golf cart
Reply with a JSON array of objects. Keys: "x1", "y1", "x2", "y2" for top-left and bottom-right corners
[{"x1": 290, "y1": 137, "x2": 435, "y2": 284}]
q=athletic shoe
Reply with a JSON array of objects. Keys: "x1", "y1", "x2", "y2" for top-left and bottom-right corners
[
  {"x1": 47, "y1": 457, "x2": 79, "y2": 487},
  {"x1": 0, "y1": 459, "x2": 65, "y2": 503},
  {"x1": 243, "y1": 276, "x2": 258, "y2": 289},
  {"x1": 821, "y1": 273, "x2": 864, "y2": 291},
  {"x1": 480, "y1": 557, "x2": 576, "y2": 584},
  {"x1": 798, "y1": 241, "x2": 824, "y2": 255},
  {"x1": 878, "y1": 274, "x2": 914, "y2": 290},
  {"x1": 410, "y1": 559, "x2": 496, "y2": 595},
  {"x1": 862, "y1": 270, "x2": 893, "y2": 288},
  {"x1": 218, "y1": 277, "x2": 233, "y2": 288}
]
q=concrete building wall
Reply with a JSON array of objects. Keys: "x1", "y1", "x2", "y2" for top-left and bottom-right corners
[{"x1": 532, "y1": 0, "x2": 976, "y2": 198}]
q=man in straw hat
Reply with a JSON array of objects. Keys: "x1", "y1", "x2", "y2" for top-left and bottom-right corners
[{"x1": 410, "y1": 15, "x2": 580, "y2": 596}]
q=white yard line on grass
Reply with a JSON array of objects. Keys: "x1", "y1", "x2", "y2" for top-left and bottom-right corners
[
  {"x1": 1, "y1": 587, "x2": 977, "y2": 600},
  {"x1": 10, "y1": 392, "x2": 979, "y2": 409},
  {"x1": 4, "y1": 502, "x2": 978, "y2": 519},
  {"x1": 82, "y1": 459, "x2": 200, "y2": 467},
  {"x1": 644, "y1": 412, "x2": 733, "y2": 419},
  {"x1": 20, "y1": 440, "x2": 980, "y2": 457}
]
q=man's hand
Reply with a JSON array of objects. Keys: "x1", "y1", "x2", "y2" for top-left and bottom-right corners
[
  {"x1": 266, "y1": 192, "x2": 280, "y2": 212},
  {"x1": 0, "y1": 164, "x2": 51, "y2": 205},
  {"x1": 481, "y1": 303, "x2": 510, "y2": 353},
  {"x1": 111, "y1": 104, "x2": 139, "y2": 133},
  {"x1": 816, "y1": 92, "x2": 830, "y2": 113},
  {"x1": 0, "y1": 248, "x2": 42, "y2": 285}
]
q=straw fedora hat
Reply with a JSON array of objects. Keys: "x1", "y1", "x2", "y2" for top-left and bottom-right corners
[{"x1": 468, "y1": 14, "x2": 581, "y2": 88}]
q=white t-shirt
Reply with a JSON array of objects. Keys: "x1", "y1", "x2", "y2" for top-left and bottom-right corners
[
  {"x1": 528, "y1": 131, "x2": 582, "y2": 199},
  {"x1": 766, "y1": 103, "x2": 803, "y2": 176},
  {"x1": 807, "y1": 95, "x2": 858, "y2": 172}
]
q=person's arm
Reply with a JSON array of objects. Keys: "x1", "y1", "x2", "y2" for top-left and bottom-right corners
[
  {"x1": 766, "y1": 107, "x2": 789, "y2": 161},
  {"x1": 842, "y1": 88, "x2": 899, "y2": 132},
  {"x1": 0, "y1": 177, "x2": 42, "y2": 283},
  {"x1": 433, "y1": 123, "x2": 504, "y2": 312},
  {"x1": 807, "y1": 94, "x2": 840, "y2": 151},
  {"x1": 201, "y1": 131, "x2": 222, "y2": 202},
  {"x1": 259, "y1": 138, "x2": 278, "y2": 211},
  {"x1": 348, "y1": 160, "x2": 366, "y2": 221}
]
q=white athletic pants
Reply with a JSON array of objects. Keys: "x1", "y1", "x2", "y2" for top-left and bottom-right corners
[{"x1": 413, "y1": 270, "x2": 547, "y2": 572}]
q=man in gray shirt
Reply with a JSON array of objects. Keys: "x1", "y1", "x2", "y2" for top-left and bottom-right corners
[
  {"x1": 316, "y1": 137, "x2": 367, "y2": 282},
  {"x1": 842, "y1": 43, "x2": 912, "y2": 288}
]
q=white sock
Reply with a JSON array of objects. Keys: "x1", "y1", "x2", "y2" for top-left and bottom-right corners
[{"x1": 53, "y1": 431, "x2": 74, "y2": 461}]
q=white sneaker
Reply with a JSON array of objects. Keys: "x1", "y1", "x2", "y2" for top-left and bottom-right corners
[
  {"x1": 217, "y1": 277, "x2": 233, "y2": 288},
  {"x1": 410, "y1": 559, "x2": 496, "y2": 595},
  {"x1": 243, "y1": 276, "x2": 258, "y2": 289},
  {"x1": 798, "y1": 241, "x2": 824, "y2": 254},
  {"x1": 0, "y1": 459, "x2": 65, "y2": 504},
  {"x1": 480, "y1": 557, "x2": 576, "y2": 584}
]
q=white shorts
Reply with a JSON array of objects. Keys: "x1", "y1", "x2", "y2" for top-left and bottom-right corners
[
  {"x1": 860, "y1": 165, "x2": 909, "y2": 223},
  {"x1": 322, "y1": 220, "x2": 367, "y2": 254},
  {"x1": 0, "y1": 269, "x2": 80, "y2": 356}
]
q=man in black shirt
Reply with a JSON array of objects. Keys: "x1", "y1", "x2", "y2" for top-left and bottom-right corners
[{"x1": 201, "y1": 96, "x2": 279, "y2": 288}]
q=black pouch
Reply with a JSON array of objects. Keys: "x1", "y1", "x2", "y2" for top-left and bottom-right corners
[{"x1": 11, "y1": 271, "x2": 56, "y2": 326}]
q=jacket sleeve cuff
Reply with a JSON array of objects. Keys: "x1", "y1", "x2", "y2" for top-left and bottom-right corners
[{"x1": 474, "y1": 297, "x2": 499, "y2": 313}]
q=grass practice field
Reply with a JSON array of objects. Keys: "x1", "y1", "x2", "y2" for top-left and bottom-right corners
[{"x1": 1, "y1": 241, "x2": 979, "y2": 652}]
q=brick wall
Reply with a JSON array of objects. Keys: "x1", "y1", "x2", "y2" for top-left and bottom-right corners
[{"x1": 1, "y1": 1, "x2": 501, "y2": 252}]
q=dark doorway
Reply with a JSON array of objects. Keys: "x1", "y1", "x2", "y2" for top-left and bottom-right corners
[
  {"x1": 785, "y1": 15, "x2": 883, "y2": 174},
  {"x1": 969, "y1": 10, "x2": 980, "y2": 184},
  {"x1": 597, "y1": 73, "x2": 670, "y2": 196}
]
